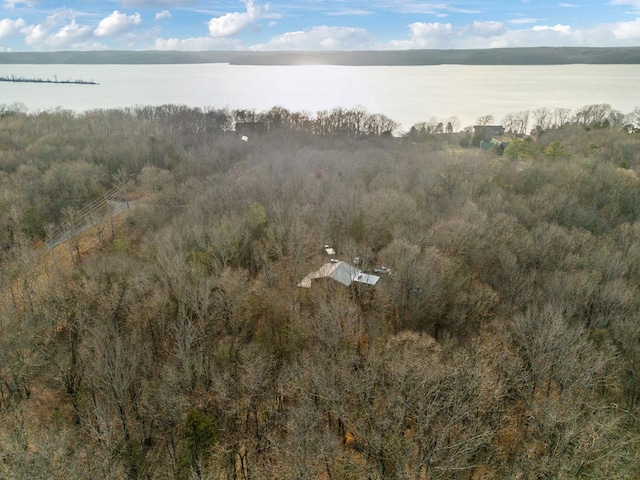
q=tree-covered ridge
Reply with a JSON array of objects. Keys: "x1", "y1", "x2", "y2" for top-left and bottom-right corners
[
  {"x1": 2, "y1": 103, "x2": 640, "y2": 478},
  {"x1": 2, "y1": 46, "x2": 640, "y2": 65}
]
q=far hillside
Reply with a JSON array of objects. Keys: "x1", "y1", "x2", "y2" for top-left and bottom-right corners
[{"x1": 2, "y1": 46, "x2": 640, "y2": 64}]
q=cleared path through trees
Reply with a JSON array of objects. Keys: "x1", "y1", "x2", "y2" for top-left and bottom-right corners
[{"x1": 45, "y1": 184, "x2": 134, "y2": 249}]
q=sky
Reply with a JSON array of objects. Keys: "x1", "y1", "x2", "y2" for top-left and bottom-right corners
[{"x1": 0, "y1": 1, "x2": 640, "y2": 52}]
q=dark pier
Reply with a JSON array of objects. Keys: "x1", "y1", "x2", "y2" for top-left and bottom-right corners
[{"x1": 0, "y1": 75, "x2": 98, "y2": 85}]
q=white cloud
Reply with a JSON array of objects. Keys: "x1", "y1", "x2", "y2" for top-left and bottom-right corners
[
  {"x1": 382, "y1": 2, "x2": 443, "y2": 15},
  {"x1": 409, "y1": 22, "x2": 454, "y2": 37},
  {"x1": 154, "y1": 35, "x2": 242, "y2": 50},
  {"x1": 532, "y1": 24, "x2": 572, "y2": 35},
  {"x1": 67, "y1": 41, "x2": 109, "y2": 51},
  {"x1": 20, "y1": 17, "x2": 102, "y2": 50},
  {"x1": 121, "y1": 0, "x2": 195, "y2": 6},
  {"x1": 1, "y1": 7, "x2": 144, "y2": 50},
  {"x1": 559, "y1": 3, "x2": 578, "y2": 7},
  {"x1": 207, "y1": 0, "x2": 268, "y2": 38},
  {"x1": 389, "y1": 2, "x2": 479, "y2": 15},
  {"x1": 389, "y1": 22, "x2": 454, "y2": 48},
  {"x1": 8, "y1": 9, "x2": 80, "y2": 48},
  {"x1": 23, "y1": 23, "x2": 46, "y2": 45},
  {"x1": 0, "y1": 17, "x2": 25, "y2": 38},
  {"x1": 378, "y1": 13, "x2": 640, "y2": 49},
  {"x1": 47, "y1": 20, "x2": 92, "y2": 46},
  {"x1": 465, "y1": 20, "x2": 506, "y2": 38},
  {"x1": 2, "y1": 0, "x2": 38, "y2": 8},
  {"x1": 252, "y1": 25, "x2": 372, "y2": 50},
  {"x1": 94, "y1": 10, "x2": 141, "y2": 37},
  {"x1": 32, "y1": 8, "x2": 77, "y2": 30},
  {"x1": 610, "y1": 0, "x2": 640, "y2": 9},
  {"x1": 52, "y1": 19, "x2": 91, "y2": 39},
  {"x1": 326, "y1": 9, "x2": 373, "y2": 16},
  {"x1": 613, "y1": 17, "x2": 640, "y2": 39},
  {"x1": 155, "y1": 10, "x2": 171, "y2": 21},
  {"x1": 509, "y1": 17, "x2": 542, "y2": 25},
  {"x1": 477, "y1": 30, "x2": 572, "y2": 48}
]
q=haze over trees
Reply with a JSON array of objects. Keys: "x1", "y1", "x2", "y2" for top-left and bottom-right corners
[{"x1": 2, "y1": 102, "x2": 640, "y2": 478}]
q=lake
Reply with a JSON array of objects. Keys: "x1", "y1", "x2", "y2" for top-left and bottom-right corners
[{"x1": 1, "y1": 63, "x2": 639, "y2": 132}]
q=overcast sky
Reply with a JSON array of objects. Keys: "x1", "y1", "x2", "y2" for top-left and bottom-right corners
[{"x1": 1, "y1": 1, "x2": 640, "y2": 52}]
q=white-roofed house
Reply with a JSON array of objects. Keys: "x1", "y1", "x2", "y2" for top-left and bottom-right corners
[{"x1": 297, "y1": 260, "x2": 379, "y2": 289}]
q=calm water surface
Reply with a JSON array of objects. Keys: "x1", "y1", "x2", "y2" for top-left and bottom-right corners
[{"x1": 1, "y1": 63, "x2": 639, "y2": 131}]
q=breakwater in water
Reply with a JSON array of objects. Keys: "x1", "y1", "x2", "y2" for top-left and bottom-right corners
[{"x1": 0, "y1": 75, "x2": 98, "y2": 85}]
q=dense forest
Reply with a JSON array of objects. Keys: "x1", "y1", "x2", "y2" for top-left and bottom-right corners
[
  {"x1": 2, "y1": 46, "x2": 640, "y2": 65},
  {"x1": 2, "y1": 101, "x2": 640, "y2": 479}
]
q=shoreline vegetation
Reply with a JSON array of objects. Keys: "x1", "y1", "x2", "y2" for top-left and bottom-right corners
[
  {"x1": 1, "y1": 46, "x2": 640, "y2": 65},
  {"x1": 0, "y1": 75, "x2": 98, "y2": 85}
]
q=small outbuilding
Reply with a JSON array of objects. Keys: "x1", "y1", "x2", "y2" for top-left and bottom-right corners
[{"x1": 480, "y1": 137, "x2": 509, "y2": 152}]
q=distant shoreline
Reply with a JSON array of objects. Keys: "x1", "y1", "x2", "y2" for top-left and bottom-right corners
[
  {"x1": 0, "y1": 75, "x2": 98, "y2": 85},
  {"x1": 1, "y1": 47, "x2": 640, "y2": 66}
]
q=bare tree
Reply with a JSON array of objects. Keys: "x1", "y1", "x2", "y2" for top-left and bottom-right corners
[
  {"x1": 552, "y1": 107, "x2": 573, "y2": 128},
  {"x1": 532, "y1": 107, "x2": 552, "y2": 133},
  {"x1": 476, "y1": 114, "x2": 494, "y2": 126}
]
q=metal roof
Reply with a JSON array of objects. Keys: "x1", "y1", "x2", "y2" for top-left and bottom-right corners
[{"x1": 297, "y1": 260, "x2": 380, "y2": 288}]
